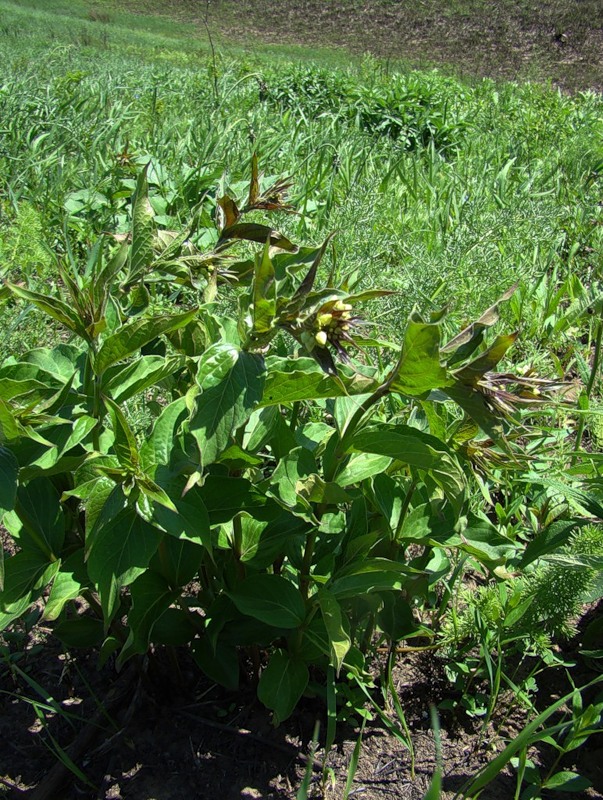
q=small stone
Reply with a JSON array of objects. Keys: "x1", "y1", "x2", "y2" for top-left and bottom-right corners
[{"x1": 240, "y1": 788, "x2": 262, "y2": 799}]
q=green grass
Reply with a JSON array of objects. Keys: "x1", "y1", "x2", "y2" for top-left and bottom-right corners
[
  {"x1": 1, "y1": 0, "x2": 601, "y2": 365},
  {"x1": 0, "y1": 0, "x2": 600, "y2": 384}
]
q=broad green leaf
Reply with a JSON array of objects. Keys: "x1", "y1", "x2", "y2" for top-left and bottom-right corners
[
  {"x1": 198, "y1": 476, "x2": 268, "y2": 524},
  {"x1": 371, "y1": 472, "x2": 404, "y2": 532},
  {"x1": 238, "y1": 511, "x2": 306, "y2": 568},
  {"x1": 228, "y1": 574, "x2": 306, "y2": 628},
  {"x1": 397, "y1": 501, "x2": 459, "y2": 546},
  {"x1": 87, "y1": 505, "x2": 162, "y2": 623},
  {"x1": 103, "y1": 355, "x2": 185, "y2": 404},
  {"x1": 443, "y1": 383, "x2": 503, "y2": 439},
  {"x1": 24, "y1": 344, "x2": 82, "y2": 381},
  {"x1": 520, "y1": 520, "x2": 582, "y2": 567},
  {"x1": 139, "y1": 397, "x2": 188, "y2": 473},
  {"x1": 84, "y1": 477, "x2": 119, "y2": 538},
  {"x1": 54, "y1": 617, "x2": 104, "y2": 649},
  {"x1": 153, "y1": 482, "x2": 212, "y2": 551},
  {"x1": 196, "y1": 342, "x2": 239, "y2": 389},
  {"x1": 6, "y1": 283, "x2": 86, "y2": 338},
  {"x1": 542, "y1": 771, "x2": 591, "y2": 792},
  {"x1": 94, "y1": 309, "x2": 197, "y2": 375},
  {"x1": 128, "y1": 164, "x2": 155, "y2": 281},
  {"x1": 318, "y1": 590, "x2": 351, "y2": 674},
  {"x1": 260, "y1": 358, "x2": 377, "y2": 406},
  {"x1": 136, "y1": 475, "x2": 177, "y2": 512},
  {"x1": 219, "y1": 222, "x2": 297, "y2": 252},
  {"x1": 188, "y1": 351, "x2": 265, "y2": 466},
  {"x1": 378, "y1": 594, "x2": 418, "y2": 641},
  {"x1": 296, "y1": 474, "x2": 351, "y2": 505},
  {"x1": 0, "y1": 550, "x2": 56, "y2": 608},
  {"x1": 0, "y1": 594, "x2": 40, "y2": 631},
  {"x1": 117, "y1": 571, "x2": 177, "y2": 666},
  {"x1": 252, "y1": 239, "x2": 276, "y2": 335},
  {"x1": 217, "y1": 443, "x2": 263, "y2": 469},
  {"x1": 350, "y1": 423, "x2": 466, "y2": 498},
  {"x1": 390, "y1": 317, "x2": 450, "y2": 398},
  {"x1": 328, "y1": 558, "x2": 414, "y2": 599},
  {"x1": 150, "y1": 535, "x2": 204, "y2": 588},
  {"x1": 452, "y1": 333, "x2": 518, "y2": 386},
  {"x1": 460, "y1": 513, "x2": 517, "y2": 566},
  {"x1": 43, "y1": 550, "x2": 86, "y2": 621},
  {"x1": 0, "y1": 377, "x2": 56, "y2": 405},
  {"x1": 152, "y1": 608, "x2": 198, "y2": 646},
  {"x1": 14, "y1": 479, "x2": 65, "y2": 558},
  {"x1": 191, "y1": 637, "x2": 239, "y2": 691},
  {"x1": 24, "y1": 417, "x2": 96, "y2": 475},
  {"x1": 267, "y1": 447, "x2": 316, "y2": 518},
  {"x1": 0, "y1": 398, "x2": 25, "y2": 442},
  {"x1": 257, "y1": 650, "x2": 309, "y2": 724},
  {"x1": 0, "y1": 446, "x2": 18, "y2": 521},
  {"x1": 103, "y1": 397, "x2": 139, "y2": 472}
]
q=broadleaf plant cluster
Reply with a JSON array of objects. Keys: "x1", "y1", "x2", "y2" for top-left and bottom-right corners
[{"x1": 0, "y1": 158, "x2": 558, "y2": 724}]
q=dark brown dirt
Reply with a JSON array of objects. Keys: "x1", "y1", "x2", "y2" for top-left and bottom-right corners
[
  {"x1": 137, "y1": 0, "x2": 603, "y2": 93},
  {"x1": 1, "y1": 614, "x2": 602, "y2": 800}
]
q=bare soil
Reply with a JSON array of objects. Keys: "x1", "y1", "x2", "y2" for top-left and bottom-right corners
[
  {"x1": 136, "y1": 0, "x2": 603, "y2": 92},
  {"x1": 1, "y1": 612, "x2": 602, "y2": 800}
]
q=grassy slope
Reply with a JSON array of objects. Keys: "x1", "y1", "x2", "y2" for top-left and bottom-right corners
[
  {"x1": 136, "y1": 0, "x2": 603, "y2": 92},
  {"x1": 0, "y1": 0, "x2": 601, "y2": 368}
]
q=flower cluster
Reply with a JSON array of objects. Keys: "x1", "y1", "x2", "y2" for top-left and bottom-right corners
[{"x1": 300, "y1": 299, "x2": 362, "y2": 363}]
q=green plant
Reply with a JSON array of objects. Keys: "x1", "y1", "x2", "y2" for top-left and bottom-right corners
[
  {"x1": 0, "y1": 157, "x2": 555, "y2": 725},
  {"x1": 458, "y1": 675, "x2": 603, "y2": 799}
]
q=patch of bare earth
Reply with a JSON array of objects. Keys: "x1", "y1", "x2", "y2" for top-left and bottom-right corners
[{"x1": 1, "y1": 611, "x2": 602, "y2": 799}]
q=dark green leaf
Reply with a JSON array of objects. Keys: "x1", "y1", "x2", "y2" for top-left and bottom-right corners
[
  {"x1": 257, "y1": 650, "x2": 309, "y2": 724},
  {"x1": 188, "y1": 351, "x2": 265, "y2": 466},
  {"x1": 252, "y1": 239, "x2": 276, "y2": 334},
  {"x1": 103, "y1": 355, "x2": 184, "y2": 404},
  {"x1": 150, "y1": 536, "x2": 204, "y2": 588},
  {"x1": 0, "y1": 446, "x2": 18, "y2": 520},
  {"x1": 318, "y1": 590, "x2": 350, "y2": 674},
  {"x1": 94, "y1": 309, "x2": 197, "y2": 375},
  {"x1": 228, "y1": 574, "x2": 306, "y2": 628},
  {"x1": 460, "y1": 513, "x2": 517, "y2": 566},
  {"x1": 191, "y1": 637, "x2": 239, "y2": 691},
  {"x1": 43, "y1": 550, "x2": 87, "y2": 621},
  {"x1": 0, "y1": 550, "x2": 56, "y2": 608},
  {"x1": 452, "y1": 333, "x2": 518, "y2": 386},
  {"x1": 328, "y1": 559, "x2": 414, "y2": 599},
  {"x1": 390, "y1": 317, "x2": 450, "y2": 398},
  {"x1": 153, "y1": 482, "x2": 212, "y2": 552},
  {"x1": 118, "y1": 571, "x2": 177, "y2": 666},
  {"x1": 87, "y1": 506, "x2": 162, "y2": 623},
  {"x1": 14, "y1": 478, "x2": 65, "y2": 558},
  {"x1": 128, "y1": 164, "x2": 155, "y2": 281},
  {"x1": 7, "y1": 283, "x2": 86, "y2": 338},
  {"x1": 219, "y1": 222, "x2": 297, "y2": 252},
  {"x1": 350, "y1": 423, "x2": 466, "y2": 498},
  {"x1": 542, "y1": 771, "x2": 591, "y2": 792},
  {"x1": 54, "y1": 617, "x2": 105, "y2": 648},
  {"x1": 140, "y1": 397, "x2": 188, "y2": 474},
  {"x1": 103, "y1": 397, "x2": 139, "y2": 472}
]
